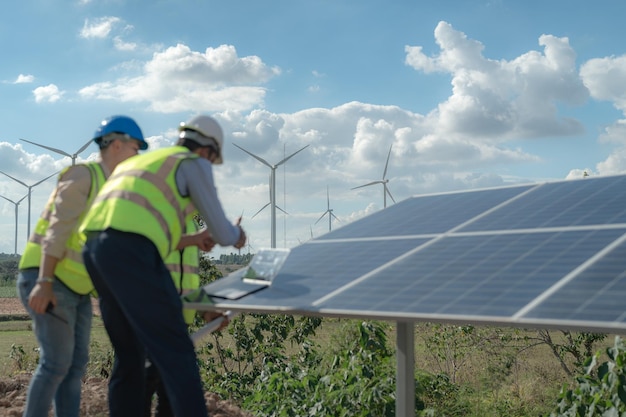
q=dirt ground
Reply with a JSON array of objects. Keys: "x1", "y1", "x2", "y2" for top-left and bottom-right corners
[{"x1": 0, "y1": 297, "x2": 254, "y2": 417}]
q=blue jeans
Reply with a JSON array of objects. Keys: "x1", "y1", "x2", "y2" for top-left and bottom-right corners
[
  {"x1": 83, "y1": 229, "x2": 207, "y2": 417},
  {"x1": 17, "y1": 268, "x2": 92, "y2": 417}
]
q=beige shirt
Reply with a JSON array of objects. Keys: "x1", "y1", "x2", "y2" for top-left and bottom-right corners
[{"x1": 42, "y1": 162, "x2": 110, "y2": 259}]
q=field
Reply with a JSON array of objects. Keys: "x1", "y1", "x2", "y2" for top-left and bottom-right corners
[
  {"x1": 0, "y1": 284, "x2": 620, "y2": 416},
  {"x1": 0, "y1": 294, "x2": 253, "y2": 417},
  {"x1": 0, "y1": 286, "x2": 16, "y2": 298}
]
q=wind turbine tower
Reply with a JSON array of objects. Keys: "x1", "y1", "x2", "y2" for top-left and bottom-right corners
[
  {"x1": 20, "y1": 138, "x2": 92, "y2": 166},
  {"x1": 0, "y1": 193, "x2": 28, "y2": 255},
  {"x1": 0, "y1": 170, "x2": 58, "y2": 243},
  {"x1": 234, "y1": 143, "x2": 309, "y2": 248},
  {"x1": 351, "y1": 144, "x2": 396, "y2": 209},
  {"x1": 315, "y1": 186, "x2": 339, "y2": 233}
]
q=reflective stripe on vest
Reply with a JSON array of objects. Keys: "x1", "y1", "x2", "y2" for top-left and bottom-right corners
[
  {"x1": 19, "y1": 163, "x2": 106, "y2": 295},
  {"x1": 165, "y1": 215, "x2": 200, "y2": 324},
  {"x1": 80, "y1": 147, "x2": 197, "y2": 259}
]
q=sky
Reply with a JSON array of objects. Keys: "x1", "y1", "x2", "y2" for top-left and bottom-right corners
[{"x1": 2, "y1": 0, "x2": 626, "y2": 258}]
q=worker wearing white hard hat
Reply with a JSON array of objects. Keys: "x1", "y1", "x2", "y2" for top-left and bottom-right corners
[{"x1": 79, "y1": 114, "x2": 244, "y2": 417}]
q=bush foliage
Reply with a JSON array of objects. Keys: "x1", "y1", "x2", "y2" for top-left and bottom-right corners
[
  {"x1": 3, "y1": 253, "x2": 625, "y2": 416},
  {"x1": 547, "y1": 336, "x2": 626, "y2": 416}
]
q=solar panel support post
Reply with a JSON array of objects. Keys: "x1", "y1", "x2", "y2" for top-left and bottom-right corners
[{"x1": 396, "y1": 321, "x2": 415, "y2": 417}]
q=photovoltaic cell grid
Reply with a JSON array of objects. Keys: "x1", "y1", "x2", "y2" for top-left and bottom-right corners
[{"x1": 199, "y1": 174, "x2": 626, "y2": 332}]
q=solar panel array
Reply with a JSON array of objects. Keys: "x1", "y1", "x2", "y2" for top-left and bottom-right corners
[{"x1": 195, "y1": 174, "x2": 626, "y2": 332}]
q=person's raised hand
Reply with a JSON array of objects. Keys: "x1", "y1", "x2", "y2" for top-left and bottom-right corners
[{"x1": 195, "y1": 229, "x2": 216, "y2": 252}]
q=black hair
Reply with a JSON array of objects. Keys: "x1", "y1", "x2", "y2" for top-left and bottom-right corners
[
  {"x1": 176, "y1": 137, "x2": 201, "y2": 151},
  {"x1": 177, "y1": 137, "x2": 218, "y2": 158}
]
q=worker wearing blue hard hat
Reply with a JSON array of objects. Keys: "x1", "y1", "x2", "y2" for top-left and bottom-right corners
[{"x1": 17, "y1": 115, "x2": 147, "y2": 417}]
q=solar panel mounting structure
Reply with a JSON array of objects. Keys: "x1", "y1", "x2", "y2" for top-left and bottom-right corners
[{"x1": 188, "y1": 174, "x2": 626, "y2": 417}]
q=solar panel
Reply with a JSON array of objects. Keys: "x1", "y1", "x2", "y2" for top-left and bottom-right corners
[
  {"x1": 189, "y1": 174, "x2": 626, "y2": 332},
  {"x1": 187, "y1": 174, "x2": 626, "y2": 417},
  {"x1": 321, "y1": 184, "x2": 534, "y2": 238}
]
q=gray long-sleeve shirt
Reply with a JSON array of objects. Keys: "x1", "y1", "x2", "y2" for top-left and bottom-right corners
[{"x1": 175, "y1": 157, "x2": 241, "y2": 247}]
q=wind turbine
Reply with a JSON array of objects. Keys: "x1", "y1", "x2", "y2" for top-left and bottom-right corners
[
  {"x1": 250, "y1": 179, "x2": 289, "y2": 219},
  {"x1": 0, "y1": 193, "x2": 28, "y2": 255},
  {"x1": 234, "y1": 143, "x2": 309, "y2": 248},
  {"x1": 245, "y1": 234, "x2": 255, "y2": 255},
  {"x1": 314, "y1": 186, "x2": 340, "y2": 232},
  {"x1": 351, "y1": 144, "x2": 396, "y2": 209},
  {"x1": 0, "y1": 170, "x2": 59, "y2": 242},
  {"x1": 20, "y1": 138, "x2": 92, "y2": 166}
]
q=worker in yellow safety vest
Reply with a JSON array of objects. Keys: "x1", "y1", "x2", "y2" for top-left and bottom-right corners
[
  {"x1": 16, "y1": 115, "x2": 148, "y2": 417},
  {"x1": 143, "y1": 213, "x2": 222, "y2": 417},
  {"x1": 80, "y1": 114, "x2": 246, "y2": 417}
]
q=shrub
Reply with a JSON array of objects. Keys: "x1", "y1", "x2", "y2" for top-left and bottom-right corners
[{"x1": 546, "y1": 335, "x2": 626, "y2": 416}]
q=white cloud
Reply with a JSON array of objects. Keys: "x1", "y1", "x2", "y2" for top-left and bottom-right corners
[
  {"x1": 32, "y1": 84, "x2": 64, "y2": 103},
  {"x1": 596, "y1": 147, "x2": 626, "y2": 175},
  {"x1": 14, "y1": 74, "x2": 34, "y2": 84},
  {"x1": 79, "y1": 16, "x2": 121, "y2": 39},
  {"x1": 78, "y1": 43, "x2": 281, "y2": 113},
  {"x1": 405, "y1": 21, "x2": 589, "y2": 142},
  {"x1": 579, "y1": 53, "x2": 626, "y2": 173},
  {"x1": 113, "y1": 36, "x2": 137, "y2": 52},
  {"x1": 566, "y1": 168, "x2": 593, "y2": 179},
  {"x1": 581, "y1": 55, "x2": 626, "y2": 113},
  {"x1": 218, "y1": 101, "x2": 538, "y2": 201}
]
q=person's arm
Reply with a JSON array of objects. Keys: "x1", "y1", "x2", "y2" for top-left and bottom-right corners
[
  {"x1": 29, "y1": 166, "x2": 91, "y2": 314},
  {"x1": 177, "y1": 229, "x2": 216, "y2": 252},
  {"x1": 176, "y1": 159, "x2": 245, "y2": 248}
]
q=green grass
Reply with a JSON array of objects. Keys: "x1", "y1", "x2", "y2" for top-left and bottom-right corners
[
  {"x1": 0, "y1": 286, "x2": 16, "y2": 297},
  {"x1": 0, "y1": 316, "x2": 111, "y2": 375},
  {"x1": 0, "y1": 303, "x2": 614, "y2": 416}
]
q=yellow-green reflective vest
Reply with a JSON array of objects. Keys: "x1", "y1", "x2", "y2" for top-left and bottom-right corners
[
  {"x1": 165, "y1": 216, "x2": 200, "y2": 324},
  {"x1": 79, "y1": 146, "x2": 197, "y2": 259},
  {"x1": 19, "y1": 163, "x2": 106, "y2": 295}
]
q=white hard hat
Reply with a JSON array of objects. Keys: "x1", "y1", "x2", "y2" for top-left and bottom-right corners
[{"x1": 178, "y1": 115, "x2": 224, "y2": 164}]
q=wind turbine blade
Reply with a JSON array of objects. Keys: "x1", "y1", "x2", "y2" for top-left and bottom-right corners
[
  {"x1": 251, "y1": 203, "x2": 270, "y2": 219},
  {"x1": 233, "y1": 143, "x2": 272, "y2": 168},
  {"x1": 330, "y1": 212, "x2": 340, "y2": 222},
  {"x1": 0, "y1": 192, "x2": 28, "y2": 205},
  {"x1": 385, "y1": 186, "x2": 396, "y2": 203},
  {"x1": 314, "y1": 211, "x2": 329, "y2": 225},
  {"x1": 326, "y1": 186, "x2": 330, "y2": 208},
  {"x1": 0, "y1": 170, "x2": 27, "y2": 187},
  {"x1": 33, "y1": 171, "x2": 60, "y2": 187},
  {"x1": 276, "y1": 205, "x2": 289, "y2": 215},
  {"x1": 20, "y1": 138, "x2": 71, "y2": 158},
  {"x1": 351, "y1": 180, "x2": 382, "y2": 190},
  {"x1": 75, "y1": 139, "x2": 93, "y2": 155},
  {"x1": 382, "y1": 144, "x2": 393, "y2": 180},
  {"x1": 275, "y1": 145, "x2": 309, "y2": 167}
]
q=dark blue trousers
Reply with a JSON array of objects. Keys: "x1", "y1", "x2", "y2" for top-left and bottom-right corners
[{"x1": 83, "y1": 229, "x2": 208, "y2": 417}]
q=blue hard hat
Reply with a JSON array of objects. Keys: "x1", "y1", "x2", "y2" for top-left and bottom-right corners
[{"x1": 93, "y1": 115, "x2": 148, "y2": 150}]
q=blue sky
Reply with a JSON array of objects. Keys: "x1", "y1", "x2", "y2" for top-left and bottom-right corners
[{"x1": 2, "y1": 0, "x2": 626, "y2": 256}]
